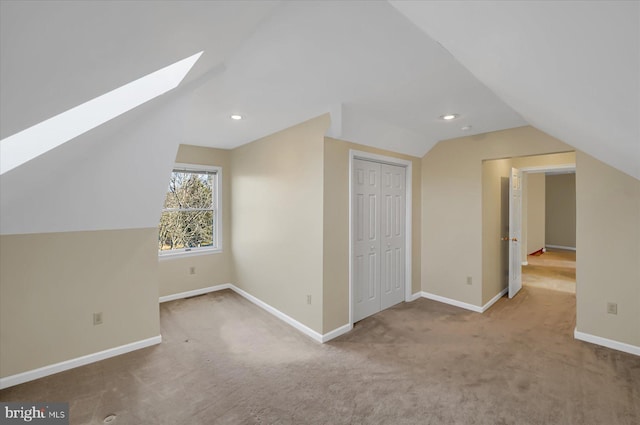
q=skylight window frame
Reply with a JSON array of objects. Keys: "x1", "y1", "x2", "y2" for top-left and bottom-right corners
[{"x1": 0, "y1": 51, "x2": 203, "y2": 175}]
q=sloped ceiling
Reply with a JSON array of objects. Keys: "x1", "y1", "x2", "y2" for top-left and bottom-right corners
[
  {"x1": 390, "y1": 0, "x2": 640, "y2": 180},
  {"x1": 1, "y1": 0, "x2": 525, "y2": 159},
  {"x1": 0, "y1": 0, "x2": 281, "y2": 139},
  {"x1": 179, "y1": 0, "x2": 525, "y2": 155},
  {"x1": 1, "y1": 1, "x2": 637, "y2": 234}
]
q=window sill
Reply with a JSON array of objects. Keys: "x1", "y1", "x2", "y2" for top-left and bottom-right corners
[{"x1": 158, "y1": 248, "x2": 222, "y2": 261}]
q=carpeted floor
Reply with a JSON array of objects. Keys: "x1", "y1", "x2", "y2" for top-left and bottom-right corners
[
  {"x1": 523, "y1": 248, "x2": 576, "y2": 293},
  {"x1": 1, "y1": 286, "x2": 638, "y2": 425}
]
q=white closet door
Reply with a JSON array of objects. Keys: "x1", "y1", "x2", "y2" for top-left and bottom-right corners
[
  {"x1": 353, "y1": 159, "x2": 406, "y2": 322},
  {"x1": 353, "y1": 159, "x2": 381, "y2": 322},
  {"x1": 380, "y1": 164, "x2": 406, "y2": 310}
]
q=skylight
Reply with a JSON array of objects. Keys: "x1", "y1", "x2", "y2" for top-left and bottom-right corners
[{"x1": 0, "y1": 51, "x2": 203, "y2": 175}]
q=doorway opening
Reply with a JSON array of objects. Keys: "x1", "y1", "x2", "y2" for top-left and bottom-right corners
[
  {"x1": 521, "y1": 167, "x2": 576, "y2": 294},
  {"x1": 506, "y1": 163, "x2": 576, "y2": 298},
  {"x1": 481, "y1": 152, "x2": 576, "y2": 304}
]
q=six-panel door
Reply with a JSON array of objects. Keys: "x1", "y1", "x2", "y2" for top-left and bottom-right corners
[{"x1": 353, "y1": 159, "x2": 406, "y2": 322}]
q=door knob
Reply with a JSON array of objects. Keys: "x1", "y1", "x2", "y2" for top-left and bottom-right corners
[
  {"x1": 511, "y1": 237, "x2": 518, "y2": 242},
  {"x1": 501, "y1": 236, "x2": 509, "y2": 241},
  {"x1": 370, "y1": 245, "x2": 375, "y2": 250}
]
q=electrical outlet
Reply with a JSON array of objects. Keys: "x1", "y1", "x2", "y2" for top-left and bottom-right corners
[
  {"x1": 466, "y1": 276, "x2": 472, "y2": 285},
  {"x1": 93, "y1": 312, "x2": 103, "y2": 325},
  {"x1": 307, "y1": 295, "x2": 312, "y2": 305},
  {"x1": 189, "y1": 266, "x2": 196, "y2": 275},
  {"x1": 607, "y1": 302, "x2": 617, "y2": 315}
]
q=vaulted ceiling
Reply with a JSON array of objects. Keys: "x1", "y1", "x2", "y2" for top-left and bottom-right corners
[{"x1": 0, "y1": 1, "x2": 638, "y2": 233}]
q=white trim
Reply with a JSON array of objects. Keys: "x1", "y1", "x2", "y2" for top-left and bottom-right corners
[
  {"x1": 546, "y1": 244, "x2": 576, "y2": 251},
  {"x1": 321, "y1": 323, "x2": 352, "y2": 343},
  {"x1": 419, "y1": 289, "x2": 507, "y2": 313},
  {"x1": 348, "y1": 149, "x2": 413, "y2": 327},
  {"x1": 481, "y1": 287, "x2": 508, "y2": 312},
  {"x1": 158, "y1": 164, "x2": 222, "y2": 258},
  {"x1": 409, "y1": 292, "x2": 422, "y2": 302},
  {"x1": 521, "y1": 261, "x2": 529, "y2": 266},
  {"x1": 158, "y1": 248, "x2": 222, "y2": 261},
  {"x1": 421, "y1": 291, "x2": 483, "y2": 313},
  {"x1": 419, "y1": 288, "x2": 508, "y2": 313},
  {"x1": 574, "y1": 329, "x2": 640, "y2": 356},
  {"x1": 0, "y1": 335, "x2": 161, "y2": 390},
  {"x1": 519, "y1": 163, "x2": 576, "y2": 174},
  {"x1": 229, "y1": 285, "x2": 324, "y2": 343},
  {"x1": 159, "y1": 284, "x2": 231, "y2": 303},
  {"x1": 159, "y1": 284, "x2": 352, "y2": 343}
]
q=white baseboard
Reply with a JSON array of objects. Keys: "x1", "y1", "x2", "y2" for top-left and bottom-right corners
[
  {"x1": 229, "y1": 285, "x2": 325, "y2": 343},
  {"x1": 3, "y1": 281, "x2": 353, "y2": 389},
  {"x1": 409, "y1": 292, "x2": 422, "y2": 302},
  {"x1": 159, "y1": 283, "x2": 349, "y2": 344},
  {"x1": 420, "y1": 291, "x2": 483, "y2": 313},
  {"x1": 546, "y1": 244, "x2": 576, "y2": 251},
  {"x1": 418, "y1": 288, "x2": 507, "y2": 314},
  {"x1": 481, "y1": 288, "x2": 508, "y2": 312},
  {"x1": 0, "y1": 335, "x2": 161, "y2": 390},
  {"x1": 159, "y1": 284, "x2": 231, "y2": 303},
  {"x1": 321, "y1": 323, "x2": 352, "y2": 342},
  {"x1": 574, "y1": 329, "x2": 640, "y2": 356},
  {"x1": 521, "y1": 261, "x2": 528, "y2": 266}
]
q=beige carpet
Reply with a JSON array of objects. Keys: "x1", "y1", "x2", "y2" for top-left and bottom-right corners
[
  {"x1": 1, "y1": 287, "x2": 638, "y2": 424},
  {"x1": 523, "y1": 248, "x2": 576, "y2": 293}
]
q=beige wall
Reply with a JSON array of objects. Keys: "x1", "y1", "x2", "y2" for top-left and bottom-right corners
[
  {"x1": 576, "y1": 152, "x2": 640, "y2": 347},
  {"x1": 322, "y1": 137, "x2": 421, "y2": 333},
  {"x1": 546, "y1": 173, "x2": 576, "y2": 248},
  {"x1": 158, "y1": 145, "x2": 234, "y2": 297},
  {"x1": 2, "y1": 119, "x2": 637, "y2": 385},
  {"x1": 526, "y1": 173, "x2": 546, "y2": 255},
  {"x1": 423, "y1": 126, "x2": 574, "y2": 307},
  {"x1": 230, "y1": 115, "x2": 329, "y2": 334},
  {"x1": 0, "y1": 228, "x2": 160, "y2": 377},
  {"x1": 162, "y1": 124, "x2": 422, "y2": 335}
]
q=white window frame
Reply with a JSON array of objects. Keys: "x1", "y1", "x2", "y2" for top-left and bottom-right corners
[{"x1": 158, "y1": 163, "x2": 222, "y2": 260}]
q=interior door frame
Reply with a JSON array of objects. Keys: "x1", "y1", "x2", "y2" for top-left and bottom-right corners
[
  {"x1": 513, "y1": 162, "x2": 576, "y2": 295},
  {"x1": 349, "y1": 150, "x2": 412, "y2": 326}
]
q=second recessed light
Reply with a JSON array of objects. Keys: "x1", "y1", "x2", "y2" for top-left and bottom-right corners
[
  {"x1": 230, "y1": 114, "x2": 243, "y2": 120},
  {"x1": 440, "y1": 114, "x2": 459, "y2": 121}
]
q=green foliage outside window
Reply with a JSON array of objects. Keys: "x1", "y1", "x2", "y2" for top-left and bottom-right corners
[{"x1": 159, "y1": 170, "x2": 216, "y2": 252}]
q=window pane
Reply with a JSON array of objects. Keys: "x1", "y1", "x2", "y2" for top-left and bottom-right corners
[
  {"x1": 163, "y1": 171, "x2": 213, "y2": 209},
  {"x1": 159, "y1": 210, "x2": 214, "y2": 251}
]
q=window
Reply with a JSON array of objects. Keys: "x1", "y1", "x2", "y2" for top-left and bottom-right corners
[{"x1": 158, "y1": 164, "x2": 221, "y2": 256}]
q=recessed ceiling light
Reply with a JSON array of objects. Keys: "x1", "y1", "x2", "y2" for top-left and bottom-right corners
[
  {"x1": 440, "y1": 114, "x2": 459, "y2": 121},
  {"x1": 461, "y1": 125, "x2": 472, "y2": 131},
  {"x1": 230, "y1": 114, "x2": 243, "y2": 120}
]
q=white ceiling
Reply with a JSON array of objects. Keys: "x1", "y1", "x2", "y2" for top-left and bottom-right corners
[
  {"x1": 1, "y1": 0, "x2": 638, "y2": 179},
  {"x1": 180, "y1": 0, "x2": 525, "y2": 155},
  {"x1": 390, "y1": 0, "x2": 640, "y2": 179}
]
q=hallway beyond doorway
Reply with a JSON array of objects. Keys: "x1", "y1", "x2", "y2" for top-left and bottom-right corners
[{"x1": 523, "y1": 248, "x2": 576, "y2": 293}]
